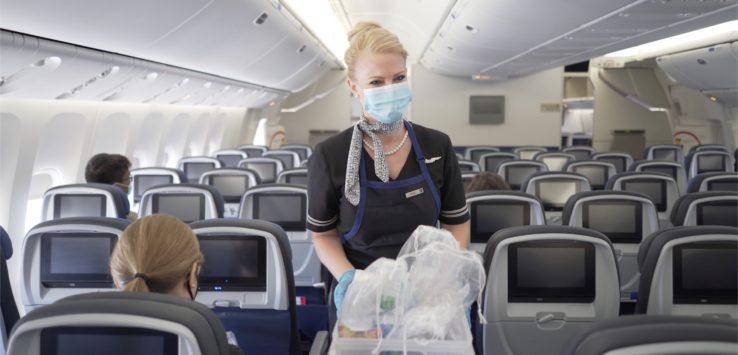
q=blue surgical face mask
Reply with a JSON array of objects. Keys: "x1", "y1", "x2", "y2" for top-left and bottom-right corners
[{"x1": 362, "y1": 81, "x2": 412, "y2": 124}]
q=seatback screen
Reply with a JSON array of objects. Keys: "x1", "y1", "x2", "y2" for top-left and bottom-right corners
[
  {"x1": 697, "y1": 201, "x2": 738, "y2": 227},
  {"x1": 518, "y1": 150, "x2": 541, "y2": 160},
  {"x1": 217, "y1": 154, "x2": 243, "y2": 168},
  {"x1": 641, "y1": 166, "x2": 677, "y2": 180},
  {"x1": 471, "y1": 150, "x2": 495, "y2": 164},
  {"x1": 483, "y1": 156, "x2": 513, "y2": 173},
  {"x1": 567, "y1": 150, "x2": 590, "y2": 161},
  {"x1": 285, "y1": 174, "x2": 308, "y2": 186},
  {"x1": 41, "y1": 327, "x2": 177, "y2": 355},
  {"x1": 253, "y1": 193, "x2": 307, "y2": 231},
  {"x1": 598, "y1": 157, "x2": 625, "y2": 173},
  {"x1": 134, "y1": 175, "x2": 173, "y2": 202},
  {"x1": 270, "y1": 154, "x2": 294, "y2": 170},
  {"x1": 243, "y1": 163, "x2": 276, "y2": 183},
  {"x1": 241, "y1": 148, "x2": 263, "y2": 157},
  {"x1": 183, "y1": 162, "x2": 214, "y2": 183},
  {"x1": 197, "y1": 234, "x2": 267, "y2": 291},
  {"x1": 508, "y1": 240, "x2": 595, "y2": 303},
  {"x1": 40, "y1": 232, "x2": 116, "y2": 288},
  {"x1": 210, "y1": 175, "x2": 249, "y2": 203},
  {"x1": 53, "y1": 194, "x2": 107, "y2": 219},
  {"x1": 470, "y1": 201, "x2": 530, "y2": 243},
  {"x1": 621, "y1": 180, "x2": 667, "y2": 212},
  {"x1": 673, "y1": 243, "x2": 737, "y2": 304},
  {"x1": 505, "y1": 166, "x2": 539, "y2": 189},
  {"x1": 152, "y1": 194, "x2": 205, "y2": 223},
  {"x1": 708, "y1": 180, "x2": 738, "y2": 192},
  {"x1": 459, "y1": 163, "x2": 476, "y2": 172},
  {"x1": 535, "y1": 180, "x2": 578, "y2": 211},
  {"x1": 583, "y1": 201, "x2": 642, "y2": 243},
  {"x1": 573, "y1": 166, "x2": 606, "y2": 189},
  {"x1": 652, "y1": 148, "x2": 677, "y2": 161},
  {"x1": 542, "y1": 157, "x2": 569, "y2": 171},
  {"x1": 697, "y1": 155, "x2": 726, "y2": 173}
]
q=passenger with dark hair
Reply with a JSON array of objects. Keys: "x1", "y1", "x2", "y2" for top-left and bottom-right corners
[
  {"x1": 84, "y1": 153, "x2": 137, "y2": 221},
  {"x1": 465, "y1": 172, "x2": 511, "y2": 193}
]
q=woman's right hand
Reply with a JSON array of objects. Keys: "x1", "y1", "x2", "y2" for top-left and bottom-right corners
[{"x1": 333, "y1": 269, "x2": 356, "y2": 313}]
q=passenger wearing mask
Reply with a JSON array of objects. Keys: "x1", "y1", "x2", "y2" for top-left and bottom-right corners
[
  {"x1": 306, "y1": 22, "x2": 470, "y2": 315},
  {"x1": 110, "y1": 214, "x2": 244, "y2": 355},
  {"x1": 84, "y1": 153, "x2": 137, "y2": 221}
]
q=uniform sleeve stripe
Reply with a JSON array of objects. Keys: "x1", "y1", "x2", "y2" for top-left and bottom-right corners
[
  {"x1": 307, "y1": 214, "x2": 338, "y2": 227},
  {"x1": 440, "y1": 205, "x2": 469, "y2": 218}
]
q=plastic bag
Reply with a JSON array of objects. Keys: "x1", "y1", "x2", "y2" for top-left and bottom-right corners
[{"x1": 337, "y1": 225, "x2": 487, "y2": 353}]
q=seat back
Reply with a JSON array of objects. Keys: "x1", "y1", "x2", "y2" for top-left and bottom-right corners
[
  {"x1": 636, "y1": 226, "x2": 737, "y2": 317},
  {"x1": 458, "y1": 160, "x2": 481, "y2": 172},
  {"x1": 8, "y1": 292, "x2": 233, "y2": 355},
  {"x1": 630, "y1": 160, "x2": 688, "y2": 194},
  {"x1": 139, "y1": 184, "x2": 224, "y2": 222},
  {"x1": 130, "y1": 168, "x2": 185, "y2": 204},
  {"x1": 592, "y1": 152, "x2": 634, "y2": 174},
  {"x1": 497, "y1": 160, "x2": 548, "y2": 190},
  {"x1": 521, "y1": 172, "x2": 591, "y2": 224},
  {"x1": 462, "y1": 172, "x2": 480, "y2": 192},
  {"x1": 263, "y1": 150, "x2": 301, "y2": 170},
  {"x1": 689, "y1": 144, "x2": 729, "y2": 154},
  {"x1": 212, "y1": 149, "x2": 248, "y2": 168},
  {"x1": 685, "y1": 151, "x2": 734, "y2": 179},
  {"x1": 277, "y1": 168, "x2": 309, "y2": 186},
  {"x1": 280, "y1": 144, "x2": 312, "y2": 161},
  {"x1": 687, "y1": 172, "x2": 738, "y2": 193},
  {"x1": 642, "y1": 144, "x2": 684, "y2": 162},
  {"x1": 607, "y1": 172, "x2": 680, "y2": 224},
  {"x1": 190, "y1": 219, "x2": 300, "y2": 355},
  {"x1": 466, "y1": 191, "x2": 545, "y2": 252},
  {"x1": 564, "y1": 161, "x2": 617, "y2": 190},
  {"x1": 514, "y1": 146, "x2": 547, "y2": 160},
  {"x1": 41, "y1": 183, "x2": 127, "y2": 221},
  {"x1": 19, "y1": 217, "x2": 130, "y2": 313},
  {"x1": 178, "y1": 157, "x2": 222, "y2": 183},
  {"x1": 482, "y1": 226, "x2": 620, "y2": 355},
  {"x1": 562, "y1": 191, "x2": 659, "y2": 300},
  {"x1": 479, "y1": 152, "x2": 517, "y2": 173},
  {"x1": 465, "y1": 146, "x2": 500, "y2": 164},
  {"x1": 0, "y1": 241, "x2": 18, "y2": 354},
  {"x1": 562, "y1": 315, "x2": 738, "y2": 355},
  {"x1": 670, "y1": 191, "x2": 738, "y2": 227},
  {"x1": 200, "y1": 169, "x2": 259, "y2": 217},
  {"x1": 534, "y1": 152, "x2": 576, "y2": 171},
  {"x1": 238, "y1": 157, "x2": 284, "y2": 184},
  {"x1": 237, "y1": 144, "x2": 268, "y2": 157},
  {"x1": 562, "y1": 146, "x2": 596, "y2": 161}
]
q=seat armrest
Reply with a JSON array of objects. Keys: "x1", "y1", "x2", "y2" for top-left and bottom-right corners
[{"x1": 309, "y1": 330, "x2": 329, "y2": 355}]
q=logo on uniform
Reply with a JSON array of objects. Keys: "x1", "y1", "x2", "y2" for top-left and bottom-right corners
[{"x1": 405, "y1": 188, "x2": 424, "y2": 198}]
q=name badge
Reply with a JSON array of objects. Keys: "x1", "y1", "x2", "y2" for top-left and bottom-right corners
[{"x1": 405, "y1": 188, "x2": 424, "y2": 198}]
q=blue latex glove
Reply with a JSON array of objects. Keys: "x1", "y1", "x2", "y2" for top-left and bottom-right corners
[{"x1": 333, "y1": 269, "x2": 356, "y2": 314}]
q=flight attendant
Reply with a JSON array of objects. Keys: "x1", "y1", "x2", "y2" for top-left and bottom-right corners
[{"x1": 306, "y1": 22, "x2": 470, "y2": 313}]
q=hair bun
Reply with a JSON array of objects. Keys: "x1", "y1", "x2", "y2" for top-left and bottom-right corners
[{"x1": 347, "y1": 21, "x2": 383, "y2": 42}]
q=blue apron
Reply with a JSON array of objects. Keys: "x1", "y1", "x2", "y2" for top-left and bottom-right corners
[{"x1": 339, "y1": 121, "x2": 441, "y2": 269}]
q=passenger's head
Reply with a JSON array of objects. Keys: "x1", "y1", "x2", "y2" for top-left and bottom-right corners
[
  {"x1": 345, "y1": 22, "x2": 409, "y2": 114},
  {"x1": 110, "y1": 215, "x2": 204, "y2": 300},
  {"x1": 466, "y1": 173, "x2": 512, "y2": 193},
  {"x1": 85, "y1": 153, "x2": 131, "y2": 192}
]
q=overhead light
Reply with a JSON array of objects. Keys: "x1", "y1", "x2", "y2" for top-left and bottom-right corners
[
  {"x1": 280, "y1": 0, "x2": 348, "y2": 64},
  {"x1": 709, "y1": 96, "x2": 718, "y2": 102}
]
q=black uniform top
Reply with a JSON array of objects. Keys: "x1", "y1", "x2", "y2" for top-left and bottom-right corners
[{"x1": 306, "y1": 122, "x2": 469, "y2": 236}]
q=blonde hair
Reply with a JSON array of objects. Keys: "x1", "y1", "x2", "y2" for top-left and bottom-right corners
[
  {"x1": 345, "y1": 22, "x2": 408, "y2": 80},
  {"x1": 111, "y1": 214, "x2": 204, "y2": 293}
]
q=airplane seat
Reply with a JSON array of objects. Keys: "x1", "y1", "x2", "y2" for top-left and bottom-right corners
[
  {"x1": 479, "y1": 152, "x2": 517, "y2": 173},
  {"x1": 300, "y1": 159, "x2": 310, "y2": 168},
  {"x1": 629, "y1": 160, "x2": 688, "y2": 195},
  {"x1": 178, "y1": 157, "x2": 222, "y2": 184},
  {"x1": 139, "y1": 184, "x2": 225, "y2": 222},
  {"x1": 238, "y1": 157, "x2": 284, "y2": 184},
  {"x1": 130, "y1": 167, "x2": 186, "y2": 205},
  {"x1": 636, "y1": 225, "x2": 737, "y2": 317},
  {"x1": 0, "y1": 241, "x2": 19, "y2": 354},
  {"x1": 200, "y1": 169, "x2": 260, "y2": 218},
  {"x1": 564, "y1": 160, "x2": 617, "y2": 190},
  {"x1": 496, "y1": 160, "x2": 548, "y2": 191},
  {"x1": 606, "y1": 172, "x2": 680, "y2": 227},
  {"x1": 212, "y1": 149, "x2": 249, "y2": 168},
  {"x1": 642, "y1": 144, "x2": 684, "y2": 163},
  {"x1": 686, "y1": 172, "x2": 738, "y2": 193},
  {"x1": 521, "y1": 172, "x2": 591, "y2": 225},
  {"x1": 19, "y1": 217, "x2": 131, "y2": 313},
  {"x1": 592, "y1": 152, "x2": 634, "y2": 174},
  {"x1": 562, "y1": 146, "x2": 596, "y2": 161},
  {"x1": 461, "y1": 172, "x2": 480, "y2": 191},
  {"x1": 562, "y1": 191, "x2": 659, "y2": 301},
  {"x1": 458, "y1": 160, "x2": 481, "y2": 172},
  {"x1": 533, "y1": 152, "x2": 576, "y2": 171},
  {"x1": 688, "y1": 144, "x2": 729, "y2": 154},
  {"x1": 669, "y1": 191, "x2": 738, "y2": 227},
  {"x1": 41, "y1": 183, "x2": 128, "y2": 221},
  {"x1": 263, "y1": 150, "x2": 301, "y2": 170},
  {"x1": 481, "y1": 225, "x2": 620, "y2": 355},
  {"x1": 684, "y1": 151, "x2": 734, "y2": 180},
  {"x1": 465, "y1": 146, "x2": 500, "y2": 164},
  {"x1": 7, "y1": 291, "x2": 234, "y2": 355},
  {"x1": 513, "y1": 146, "x2": 548, "y2": 160},
  {"x1": 237, "y1": 144, "x2": 268, "y2": 158},
  {"x1": 561, "y1": 315, "x2": 738, "y2": 355},
  {"x1": 189, "y1": 219, "x2": 302, "y2": 355},
  {"x1": 277, "y1": 168, "x2": 309, "y2": 186},
  {"x1": 280, "y1": 144, "x2": 313, "y2": 161},
  {"x1": 466, "y1": 191, "x2": 546, "y2": 253}
]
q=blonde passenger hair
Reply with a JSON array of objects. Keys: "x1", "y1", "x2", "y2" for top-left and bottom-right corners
[
  {"x1": 110, "y1": 214, "x2": 204, "y2": 293},
  {"x1": 345, "y1": 21, "x2": 408, "y2": 80}
]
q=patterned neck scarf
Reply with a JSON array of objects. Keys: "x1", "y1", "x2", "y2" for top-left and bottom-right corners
[{"x1": 344, "y1": 118, "x2": 405, "y2": 206}]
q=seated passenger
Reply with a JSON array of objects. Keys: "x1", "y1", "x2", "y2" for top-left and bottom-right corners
[
  {"x1": 465, "y1": 172, "x2": 511, "y2": 193},
  {"x1": 110, "y1": 215, "x2": 244, "y2": 355},
  {"x1": 84, "y1": 153, "x2": 137, "y2": 221}
]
